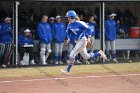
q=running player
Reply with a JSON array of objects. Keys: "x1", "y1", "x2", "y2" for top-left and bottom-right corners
[{"x1": 60, "y1": 10, "x2": 107, "y2": 75}]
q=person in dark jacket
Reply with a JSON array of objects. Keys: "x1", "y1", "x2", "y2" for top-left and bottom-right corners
[
  {"x1": 37, "y1": 15, "x2": 52, "y2": 65},
  {"x1": 18, "y1": 29, "x2": 35, "y2": 65},
  {"x1": 0, "y1": 17, "x2": 12, "y2": 44},
  {"x1": 52, "y1": 15, "x2": 66, "y2": 64},
  {"x1": 105, "y1": 13, "x2": 118, "y2": 63}
]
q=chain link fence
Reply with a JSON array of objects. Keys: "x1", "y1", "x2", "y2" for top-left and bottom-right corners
[{"x1": 0, "y1": 1, "x2": 140, "y2": 68}]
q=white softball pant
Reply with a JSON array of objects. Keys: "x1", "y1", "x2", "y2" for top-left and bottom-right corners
[
  {"x1": 69, "y1": 37, "x2": 91, "y2": 63},
  {"x1": 40, "y1": 43, "x2": 52, "y2": 64}
]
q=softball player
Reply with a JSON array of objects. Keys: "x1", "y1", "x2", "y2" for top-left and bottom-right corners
[
  {"x1": 37, "y1": 15, "x2": 52, "y2": 65},
  {"x1": 0, "y1": 17, "x2": 12, "y2": 44},
  {"x1": 105, "y1": 13, "x2": 118, "y2": 63},
  {"x1": 52, "y1": 15, "x2": 66, "y2": 64},
  {"x1": 60, "y1": 10, "x2": 107, "y2": 75},
  {"x1": 66, "y1": 15, "x2": 81, "y2": 64}
]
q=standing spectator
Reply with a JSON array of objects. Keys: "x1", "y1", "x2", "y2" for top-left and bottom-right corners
[
  {"x1": 52, "y1": 15, "x2": 66, "y2": 64},
  {"x1": 86, "y1": 14, "x2": 97, "y2": 64},
  {"x1": 18, "y1": 29, "x2": 35, "y2": 65},
  {"x1": 0, "y1": 17, "x2": 12, "y2": 68},
  {"x1": 49, "y1": 17, "x2": 55, "y2": 26},
  {"x1": 48, "y1": 17, "x2": 55, "y2": 63},
  {"x1": 37, "y1": 15, "x2": 52, "y2": 65},
  {"x1": 105, "y1": 13, "x2": 118, "y2": 63},
  {"x1": 0, "y1": 17, "x2": 12, "y2": 44}
]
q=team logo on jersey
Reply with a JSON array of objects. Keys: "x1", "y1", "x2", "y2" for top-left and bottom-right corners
[
  {"x1": 69, "y1": 28, "x2": 79, "y2": 35},
  {"x1": 70, "y1": 28, "x2": 79, "y2": 32}
]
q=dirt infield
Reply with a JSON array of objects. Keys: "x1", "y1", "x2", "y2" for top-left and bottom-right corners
[{"x1": 0, "y1": 73, "x2": 140, "y2": 93}]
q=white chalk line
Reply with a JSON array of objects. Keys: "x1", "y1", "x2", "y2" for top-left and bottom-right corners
[{"x1": 0, "y1": 73, "x2": 140, "y2": 84}]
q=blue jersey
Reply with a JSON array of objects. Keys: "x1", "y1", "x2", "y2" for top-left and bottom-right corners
[
  {"x1": 0, "y1": 23, "x2": 12, "y2": 43},
  {"x1": 67, "y1": 30, "x2": 77, "y2": 45},
  {"x1": 87, "y1": 22, "x2": 96, "y2": 36},
  {"x1": 37, "y1": 22, "x2": 52, "y2": 44},
  {"x1": 18, "y1": 34, "x2": 34, "y2": 47},
  {"x1": 67, "y1": 21, "x2": 91, "y2": 41},
  {"x1": 105, "y1": 19, "x2": 117, "y2": 41},
  {"x1": 52, "y1": 22, "x2": 66, "y2": 43}
]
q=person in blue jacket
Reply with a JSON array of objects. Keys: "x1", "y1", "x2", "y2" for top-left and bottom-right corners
[
  {"x1": 18, "y1": 29, "x2": 35, "y2": 65},
  {"x1": 52, "y1": 15, "x2": 66, "y2": 64},
  {"x1": 37, "y1": 15, "x2": 52, "y2": 65},
  {"x1": 0, "y1": 17, "x2": 12, "y2": 44},
  {"x1": 48, "y1": 17, "x2": 55, "y2": 63},
  {"x1": 105, "y1": 13, "x2": 118, "y2": 63},
  {"x1": 86, "y1": 14, "x2": 97, "y2": 64}
]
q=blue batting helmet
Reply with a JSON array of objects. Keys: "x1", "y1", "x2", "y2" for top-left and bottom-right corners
[{"x1": 66, "y1": 10, "x2": 77, "y2": 19}]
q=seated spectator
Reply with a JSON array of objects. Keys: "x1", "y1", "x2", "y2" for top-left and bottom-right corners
[{"x1": 18, "y1": 29, "x2": 35, "y2": 65}]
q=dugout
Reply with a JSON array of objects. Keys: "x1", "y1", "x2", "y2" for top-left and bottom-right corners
[{"x1": 0, "y1": 0, "x2": 140, "y2": 66}]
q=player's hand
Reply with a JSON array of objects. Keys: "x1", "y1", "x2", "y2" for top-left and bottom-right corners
[
  {"x1": 87, "y1": 38, "x2": 92, "y2": 44},
  {"x1": 75, "y1": 40, "x2": 78, "y2": 44},
  {"x1": 67, "y1": 39, "x2": 70, "y2": 44}
]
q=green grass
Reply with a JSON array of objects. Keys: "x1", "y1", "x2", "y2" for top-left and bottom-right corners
[{"x1": 0, "y1": 62, "x2": 140, "y2": 78}]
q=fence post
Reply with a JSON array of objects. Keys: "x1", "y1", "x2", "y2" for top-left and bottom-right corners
[
  {"x1": 13, "y1": 1, "x2": 19, "y2": 67},
  {"x1": 100, "y1": 2, "x2": 105, "y2": 62}
]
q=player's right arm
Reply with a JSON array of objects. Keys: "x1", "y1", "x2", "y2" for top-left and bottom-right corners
[
  {"x1": 66, "y1": 29, "x2": 71, "y2": 44},
  {"x1": 66, "y1": 24, "x2": 72, "y2": 44},
  {"x1": 37, "y1": 24, "x2": 46, "y2": 40}
]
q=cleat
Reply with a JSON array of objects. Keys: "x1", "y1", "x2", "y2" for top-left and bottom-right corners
[
  {"x1": 75, "y1": 60, "x2": 81, "y2": 64},
  {"x1": 85, "y1": 60, "x2": 90, "y2": 64},
  {"x1": 99, "y1": 50, "x2": 107, "y2": 60},
  {"x1": 55, "y1": 61, "x2": 59, "y2": 65},
  {"x1": 20, "y1": 61, "x2": 24, "y2": 65},
  {"x1": 128, "y1": 60, "x2": 132, "y2": 63},
  {"x1": 30, "y1": 60, "x2": 36, "y2": 65},
  {"x1": 2, "y1": 64, "x2": 6, "y2": 68},
  {"x1": 112, "y1": 59, "x2": 118, "y2": 63},
  {"x1": 59, "y1": 61, "x2": 63, "y2": 65},
  {"x1": 66, "y1": 60, "x2": 69, "y2": 64},
  {"x1": 89, "y1": 59, "x2": 95, "y2": 64},
  {"x1": 42, "y1": 62, "x2": 48, "y2": 65},
  {"x1": 59, "y1": 69, "x2": 69, "y2": 75}
]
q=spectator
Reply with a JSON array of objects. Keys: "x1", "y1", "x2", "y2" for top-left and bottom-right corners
[
  {"x1": 18, "y1": 29, "x2": 35, "y2": 65},
  {"x1": 105, "y1": 13, "x2": 118, "y2": 63},
  {"x1": 86, "y1": 14, "x2": 97, "y2": 64},
  {"x1": 49, "y1": 17, "x2": 55, "y2": 26},
  {"x1": 48, "y1": 17, "x2": 55, "y2": 63},
  {"x1": 52, "y1": 15, "x2": 66, "y2": 64},
  {"x1": 0, "y1": 17, "x2": 12, "y2": 44},
  {"x1": 37, "y1": 15, "x2": 52, "y2": 65},
  {"x1": 0, "y1": 17, "x2": 12, "y2": 68}
]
